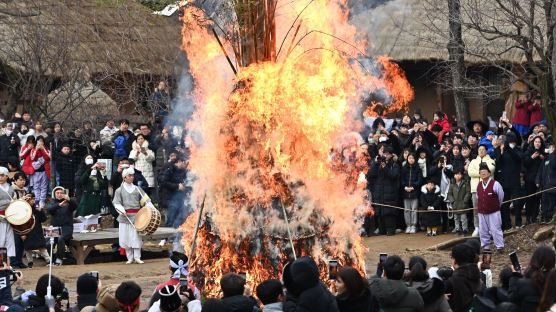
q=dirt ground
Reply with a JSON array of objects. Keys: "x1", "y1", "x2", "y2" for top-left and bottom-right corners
[{"x1": 15, "y1": 223, "x2": 554, "y2": 308}]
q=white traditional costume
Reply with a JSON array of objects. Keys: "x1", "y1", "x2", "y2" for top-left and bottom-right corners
[
  {"x1": 113, "y1": 168, "x2": 152, "y2": 264},
  {"x1": 0, "y1": 167, "x2": 15, "y2": 257}
]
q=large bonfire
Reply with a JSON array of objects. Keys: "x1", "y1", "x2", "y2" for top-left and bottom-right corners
[{"x1": 178, "y1": 0, "x2": 414, "y2": 295}]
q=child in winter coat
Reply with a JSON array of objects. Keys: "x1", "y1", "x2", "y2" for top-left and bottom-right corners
[
  {"x1": 447, "y1": 168, "x2": 471, "y2": 236},
  {"x1": 419, "y1": 179, "x2": 442, "y2": 236}
]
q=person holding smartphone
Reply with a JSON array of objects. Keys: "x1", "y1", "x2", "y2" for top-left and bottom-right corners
[
  {"x1": 509, "y1": 246, "x2": 556, "y2": 312},
  {"x1": 47, "y1": 187, "x2": 77, "y2": 266},
  {"x1": 76, "y1": 161, "x2": 108, "y2": 217},
  {"x1": 0, "y1": 166, "x2": 16, "y2": 264},
  {"x1": 128, "y1": 134, "x2": 155, "y2": 195}
]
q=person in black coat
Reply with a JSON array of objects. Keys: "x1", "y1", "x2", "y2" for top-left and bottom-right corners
[
  {"x1": 219, "y1": 273, "x2": 261, "y2": 312},
  {"x1": 335, "y1": 266, "x2": 380, "y2": 312},
  {"x1": 419, "y1": 179, "x2": 442, "y2": 236},
  {"x1": 25, "y1": 274, "x2": 66, "y2": 312},
  {"x1": 0, "y1": 123, "x2": 21, "y2": 164},
  {"x1": 110, "y1": 158, "x2": 148, "y2": 192},
  {"x1": 366, "y1": 146, "x2": 400, "y2": 236},
  {"x1": 494, "y1": 133, "x2": 523, "y2": 229},
  {"x1": 535, "y1": 144, "x2": 556, "y2": 223},
  {"x1": 55, "y1": 143, "x2": 76, "y2": 197},
  {"x1": 47, "y1": 186, "x2": 77, "y2": 266},
  {"x1": 21, "y1": 193, "x2": 50, "y2": 268},
  {"x1": 445, "y1": 243, "x2": 483, "y2": 312},
  {"x1": 522, "y1": 136, "x2": 545, "y2": 224},
  {"x1": 283, "y1": 256, "x2": 339, "y2": 312},
  {"x1": 509, "y1": 246, "x2": 555, "y2": 312},
  {"x1": 161, "y1": 156, "x2": 189, "y2": 228},
  {"x1": 401, "y1": 153, "x2": 422, "y2": 234}
]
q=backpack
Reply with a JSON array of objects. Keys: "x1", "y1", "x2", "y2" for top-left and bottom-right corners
[{"x1": 114, "y1": 135, "x2": 127, "y2": 157}]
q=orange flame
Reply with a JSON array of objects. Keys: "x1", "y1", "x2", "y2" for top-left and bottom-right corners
[{"x1": 178, "y1": 0, "x2": 413, "y2": 296}]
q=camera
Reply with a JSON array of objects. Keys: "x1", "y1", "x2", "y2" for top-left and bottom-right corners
[
  {"x1": 57, "y1": 287, "x2": 69, "y2": 301},
  {"x1": 9, "y1": 269, "x2": 21, "y2": 282},
  {"x1": 377, "y1": 155, "x2": 386, "y2": 163}
]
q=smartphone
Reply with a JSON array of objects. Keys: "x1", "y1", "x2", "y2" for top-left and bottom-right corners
[
  {"x1": 141, "y1": 147, "x2": 146, "y2": 152},
  {"x1": 179, "y1": 277, "x2": 188, "y2": 294},
  {"x1": 482, "y1": 251, "x2": 492, "y2": 269},
  {"x1": 63, "y1": 189, "x2": 68, "y2": 195},
  {"x1": 502, "y1": 111, "x2": 507, "y2": 120},
  {"x1": 90, "y1": 271, "x2": 99, "y2": 281},
  {"x1": 328, "y1": 260, "x2": 338, "y2": 280},
  {"x1": 44, "y1": 226, "x2": 61, "y2": 238},
  {"x1": 545, "y1": 148, "x2": 550, "y2": 154},
  {"x1": 404, "y1": 268, "x2": 410, "y2": 276},
  {"x1": 379, "y1": 253, "x2": 388, "y2": 265},
  {"x1": 0, "y1": 247, "x2": 7, "y2": 264},
  {"x1": 509, "y1": 251, "x2": 521, "y2": 271},
  {"x1": 238, "y1": 272, "x2": 247, "y2": 280}
]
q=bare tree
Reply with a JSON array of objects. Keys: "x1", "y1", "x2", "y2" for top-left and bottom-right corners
[
  {"x1": 414, "y1": 0, "x2": 556, "y2": 131},
  {"x1": 447, "y1": 0, "x2": 470, "y2": 126},
  {"x1": 0, "y1": 0, "x2": 181, "y2": 126}
]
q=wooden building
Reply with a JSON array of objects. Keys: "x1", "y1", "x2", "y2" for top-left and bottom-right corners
[
  {"x1": 0, "y1": 0, "x2": 184, "y2": 125},
  {"x1": 362, "y1": 0, "x2": 539, "y2": 123}
]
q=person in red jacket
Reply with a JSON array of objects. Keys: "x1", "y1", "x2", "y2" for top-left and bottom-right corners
[
  {"x1": 512, "y1": 93, "x2": 531, "y2": 136},
  {"x1": 429, "y1": 111, "x2": 452, "y2": 143},
  {"x1": 20, "y1": 135, "x2": 51, "y2": 208},
  {"x1": 528, "y1": 94, "x2": 543, "y2": 126}
]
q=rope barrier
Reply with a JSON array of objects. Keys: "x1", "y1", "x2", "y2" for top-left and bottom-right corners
[{"x1": 368, "y1": 185, "x2": 556, "y2": 213}]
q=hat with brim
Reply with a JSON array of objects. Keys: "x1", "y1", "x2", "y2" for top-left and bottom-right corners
[
  {"x1": 466, "y1": 120, "x2": 488, "y2": 134},
  {"x1": 0, "y1": 166, "x2": 8, "y2": 175}
]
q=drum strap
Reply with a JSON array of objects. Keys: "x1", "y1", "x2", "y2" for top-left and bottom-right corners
[{"x1": 126, "y1": 209, "x2": 140, "y2": 213}]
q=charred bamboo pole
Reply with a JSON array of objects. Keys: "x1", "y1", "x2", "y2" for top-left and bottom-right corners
[
  {"x1": 189, "y1": 193, "x2": 207, "y2": 261},
  {"x1": 211, "y1": 28, "x2": 238, "y2": 75},
  {"x1": 285, "y1": 19, "x2": 303, "y2": 59},
  {"x1": 279, "y1": 195, "x2": 297, "y2": 260}
]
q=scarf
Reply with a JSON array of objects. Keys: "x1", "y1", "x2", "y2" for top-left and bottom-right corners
[{"x1": 170, "y1": 259, "x2": 189, "y2": 278}]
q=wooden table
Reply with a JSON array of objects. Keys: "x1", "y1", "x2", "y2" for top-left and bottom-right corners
[{"x1": 69, "y1": 227, "x2": 178, "y2": 265}]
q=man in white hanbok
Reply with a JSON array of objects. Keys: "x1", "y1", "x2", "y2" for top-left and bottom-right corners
[
  {"x1": 0, "y1": 167, "x2": 15, "y2": 264},
  {"x1": 113, "y1": 167, "x2": 152, "y2": 264}
]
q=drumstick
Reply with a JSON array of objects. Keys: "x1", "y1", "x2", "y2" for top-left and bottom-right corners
[{"x1": 124, "y1": 215, "x2": 137, "y2": 230}]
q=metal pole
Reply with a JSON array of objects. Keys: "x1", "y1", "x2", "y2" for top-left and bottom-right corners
[
  {"x1": 280, "y1": 195, "x2": 297, "y2": 260},
  {"x1": 189, "y1": 193, "x2": 207, "y2": 261}
]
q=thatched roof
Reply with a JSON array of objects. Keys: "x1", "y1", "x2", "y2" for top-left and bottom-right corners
[
  {"x1": 47, "y1": 81, "x2": 118, "y2": 124},
  {"x1": 352, "y1": 0, "x2": 544, "y2": 63},
  {"x1": 0, "y1": 0, "x2": 183, "y2": 76}
]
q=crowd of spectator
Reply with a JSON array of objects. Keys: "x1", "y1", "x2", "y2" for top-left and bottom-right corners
[
  {"x1": 0, "y1": 110, "x2": 191, "y2": 268},
  {"x1": 354, "y1": 102, "x2": 555, "y2": 250},
  {"x1": 2, "y1": 241, "x2": 556, "y2": 312}
]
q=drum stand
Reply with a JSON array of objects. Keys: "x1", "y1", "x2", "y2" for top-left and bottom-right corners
[{"x1": 45, "y1": 234, "x2": 55, "y2": 311}]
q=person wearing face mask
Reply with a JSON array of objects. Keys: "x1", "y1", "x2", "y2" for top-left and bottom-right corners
[
  {"x1": 17, "y1": 123, "x2": 34, "y2": 146},
  {"x1": 0, "y1": 123, "x2": 20, "y2": 164},
  {"x1": 76, "y1": 160, "x2": 108, "y2": 217},
  {"x1": 493, "y1": 132, "x2": 523, "y2": 230}
]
